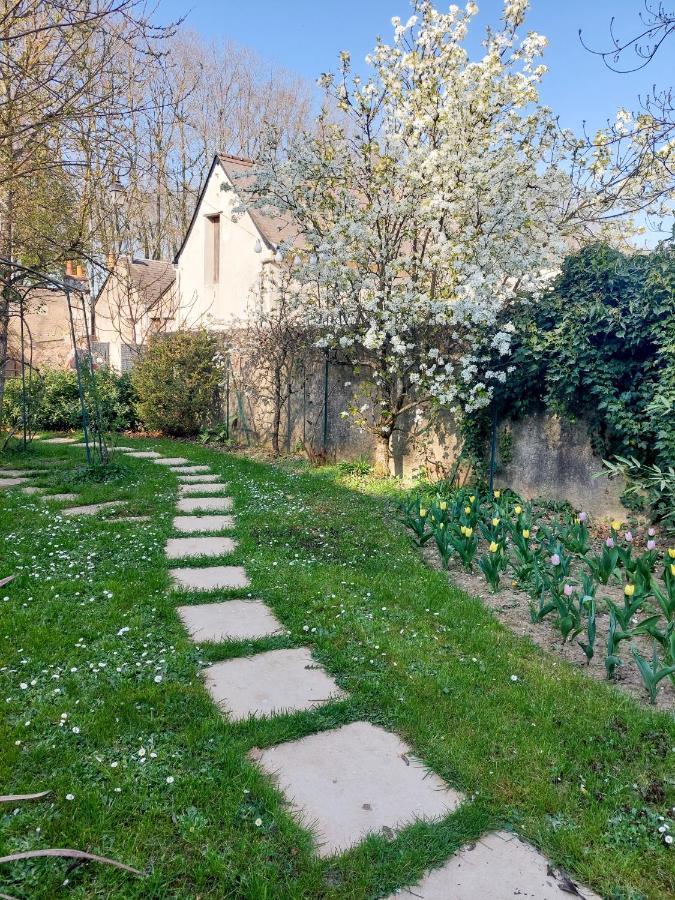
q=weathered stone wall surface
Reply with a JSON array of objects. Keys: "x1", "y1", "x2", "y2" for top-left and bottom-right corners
[
  {"x1": 228, "y1": 348, "x2": 625, "y2": 519},
  {"x1": 496, "y1": 414, "x2": 625, "y2": 518}
]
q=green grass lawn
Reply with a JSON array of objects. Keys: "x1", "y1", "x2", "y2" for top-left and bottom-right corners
[{"x1": 1, "y1": 438, "x2": 674, "y2": 899}]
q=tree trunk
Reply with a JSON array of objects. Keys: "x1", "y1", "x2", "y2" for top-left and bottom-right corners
[
  {"x1": 373, "y1": 429, "x2": 391, "y2": 476},
  {"x1": 271, "y1": 369, "x2": 282, "y2": 456}
]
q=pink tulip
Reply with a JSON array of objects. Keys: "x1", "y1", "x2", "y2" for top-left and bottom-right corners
[
  {"x1": 578, "y1": 512, "x2": 587, "y2": 522},
  {"x1": 647, "y1": 539, "x2": 656, "y2": 551},
  {"x1": 550, "y1": 553, "x2": 561, "y2": 566},
  {"x1": 563, "y1": 584, "x2": 573, "y2": 597},
  {"x1": 624, "y1": 531, "x2": 633, "y2": 543},
  {"x1": 606, "y1": 537, "x2": 615, "y2": 548},
  {"x1": 648, "y1": 527, "x2": 656, "y2": 537}
]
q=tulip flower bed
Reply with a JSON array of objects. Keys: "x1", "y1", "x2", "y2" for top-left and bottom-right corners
[{"x1": 399, "y1": 488, "x2": 675, "y2": 707}]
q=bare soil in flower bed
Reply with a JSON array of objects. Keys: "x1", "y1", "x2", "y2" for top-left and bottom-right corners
[{"x1": 422, "y1": 544, "x2": 675, "y2": 712}]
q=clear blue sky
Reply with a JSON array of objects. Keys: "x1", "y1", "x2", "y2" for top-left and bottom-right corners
[{"x1": 157, "y1": 0, "x2": 673, "y2": 136}]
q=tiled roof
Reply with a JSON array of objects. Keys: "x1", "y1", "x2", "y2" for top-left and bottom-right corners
[{"x1": 123, "y1": 257, "x2": 175, "y2": 306}]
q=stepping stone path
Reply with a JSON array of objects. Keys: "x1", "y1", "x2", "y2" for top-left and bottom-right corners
[
  {"x1": 170, "y1": 564, "x2": 249, "y2": 591},
  {"x1": 203, "y1": 647, "x2": 345, "y2": 721},
  {"x1": 62, "y1": 501, "x2": 124, "y2": 516},
  {"x1": 254, "y1": 721, "x2": 461, "y2": 857},
  {"x1": 173, "y1": 515, "x2": 234, "y2": 533},
  {"x1": 386, "y1": 830, "x2": 602, "y2": 900},
  {"x1": 0, "y1": 477, "x2": 29, "y2": 488},
  {"x1": 176, "y1": 497, "x2": 232, "y2": 513},
  {"x1": 165, "y1": 536, "x2": 236, "y2": 559},
  {"x1": 178, "y1": 482, "x2": 227, "y2": 496},
  {"x1": 178, "y1": 600, "x2": 285, "y2": 643},
  {"x1": 5, "y1": 447, "x2": 598, "y2": 896},
  {"x1": 177, "y1": 474, "x2": 220, "y2": 483}
]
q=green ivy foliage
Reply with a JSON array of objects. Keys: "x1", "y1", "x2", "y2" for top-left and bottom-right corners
[{"x1": 492, "y1": 242, "x2": 675, "y2": 467}]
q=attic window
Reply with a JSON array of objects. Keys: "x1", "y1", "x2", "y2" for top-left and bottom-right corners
[{"x1": 206, "y1": 214, "x2": 220, "y2": 283}]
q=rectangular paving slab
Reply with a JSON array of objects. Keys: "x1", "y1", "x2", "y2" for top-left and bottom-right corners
[
  {"x1": 253, "y1": 721, "x2": 462, "y2": 857},
  {"x1": 176, "y1": 474, "x2": 221, "y2": 484},
  {"x1": 178, "y1": 482, "x2": 228, "y2": 496},
  {"x1": 40, "y1": 436, "x2": 77, "y2": 444},
  {"x1": 170, "y1": 565, "x2": 249, "y2": 591},
  {"x1": 21, "y1": 486, "x2": 45, "y2": 495},
  {"x1": 173, "y1": 515, "x2": 235, "y2": 533},
  {"x1": 178, "y1": 599, "x2": 285, "y2": 643},
  {"x1": 154, "y1": 457, "x2": 190, "y2": 466},
  {"x1": 126, "y1": 451, "x2": 161, "y2": 458},
  {"x1": 165, "y1": 536, "x2": 237, "y2": 559},
  {"x1": 176, "y1": 497, "x2": 233, "y2": 513},
  {"x1": 171, "y1": 465, "x2": 210, "y2": 473},
  {"x1": 44, "y1": 493, "x2": 79, "y2": 503},
  {"x1": 62, "y1": 501, "x2": 124, "y2": 516},
  {"x1": 0, "y1": 478, "x2": 29, "y2": 488},
  {"x1": 386, "y1": 831, "x2": 602, "y2": 900},
  {"x1": 203, "y1": 647, "x2": 345, "y2": 721}
]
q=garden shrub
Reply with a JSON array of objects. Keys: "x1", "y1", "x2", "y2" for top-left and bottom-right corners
[
  {"x1": 2, "y1": 367, "x2": 138, "y2": 433},
  {"x1": 131, "y1": 329, "x2": 224, "y2": 436}
]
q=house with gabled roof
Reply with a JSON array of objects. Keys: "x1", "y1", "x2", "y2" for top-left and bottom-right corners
[
  {"x1": 173, "y1": 154, "x2": 296, "y2": 329},
  {"x1": 94, "y1": 255, "x2": 176, "y2": 372}
]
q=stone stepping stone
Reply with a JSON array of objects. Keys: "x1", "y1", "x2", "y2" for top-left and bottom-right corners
[
  {"x1": 126, "y1": 451, "x2": 161, "y2": 459},
  {"x1": 170, "y1": 564, "x2": 249, "y2": 591},
  {"x1": 40, "y1": 436, "x2": 77, "y2": 444},
  {"x1": 21, "y1": 486, "x2": 45, "y2": 495},
  {"x1": 171, "y1": 464, "x2": 210, "y2": 474},
  {"x1": 173, "y1": 515, "x2": 235, "y2": 533},
  {"x1": 386, "y1": 831, "x2": 602, "y2": 900},
  {"x1": 111, "y1": 447, "x2": 135, "y2": 452},
  {"x1": 177, "y1": 474, "x2": 220, "y2": 484},
  {"x1": 176, "y1": 497, "x2": 232, "y2": 513},
  {"x1": 154, "y1": 457, "x2": 190, "y2": 466},
  {"x1": 165, "y1": 536, "x2": 237, "y2": 559},
  {"x1": 1, "y1": 469, "x2": 38, "y2": 477},
  {"x1": 203, "y1": 647, "x2": 345, "y2": 721},
  {"x1": 253, "y1": 721, "x2": 462, "y2": 858},
  {"x1": 178, "y1": 482, "x2": 227, "y2": 496},
  {"x1": 62, "y1": 501, "x2": 124, "y2": 516},
  {"x1": 0, "y1": 477, "x2": 29, "y2": 488},
  {"x1": 44, "y1": 493, "x2": 79, "y2": 503},
  {"x1": 178, "y1": 599, "x2": 285, "y2": 643},
  {"x1": 115, "y1": 515, "x2": 152, "y2": 523}
]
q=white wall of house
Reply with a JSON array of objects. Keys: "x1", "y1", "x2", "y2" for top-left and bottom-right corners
[{"x1": 175, "y1": 161, "x2": 274, "y2": 329}]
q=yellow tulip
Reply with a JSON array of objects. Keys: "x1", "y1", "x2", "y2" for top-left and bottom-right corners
[
  {"x1": 469, "y1": 495, "x2": 475, "y2": 503},
  {"x1": 464, "y1": 506, "x2": 471, "y2": 515},
  {"x1": 460, "y1": 526, "x2": 467, "y2": 536},
  {"x1": 439, "y1": 522, "x2": 445, "y2": 529},
  {"x1": 624, "y1": 584, "x2": 635, "y2": 597},
  {"x1": 668, "y1": 548, "x2": 675, "y2": 559},
  {"x1": 514, "y1": 505, "x2": 522, "y2": 515},
  {"x1": 489, "y1": 541, "x2": 499, "y2": 553},
  {"x1": 611, "y1": 520, "x2": 621, "y2": 531},
  {"x1": 419, "y1": 508, "x2": 427, "y2": 518},
  {"x1": 522, "y1": 529, "x2": 530, "y2": 539},
  {"x1": 492, "y1": 517, "x2": 500, "y2": 527},
  {"x1": 439, "y1": 501, "x2": 447, "y2": 511},
  {"x1": 670, "y1": 564, "x2": 675, "y2": 577},
  {"x1": 465, "y1": 527, "x2": 473, "y2": 537},
  {"x1": 494, "y1": 490, "x2": 501, "y2": 498}
]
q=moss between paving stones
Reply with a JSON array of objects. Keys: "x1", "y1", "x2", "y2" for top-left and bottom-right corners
[{"x1": 0, "y1": 438, "x2": 674, "y2": 899}]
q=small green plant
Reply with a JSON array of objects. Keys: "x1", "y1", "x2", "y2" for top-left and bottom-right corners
[
  {"x1": 397, "y1": 498, "x2": 433, "y2": 547},
  {"x1": 477, "y1": 541, "x2": 503, "y2": 591},
  {"x1": 578, "y1": 595, "x2": 597, "y2": 664},
  {"x1": 631, "y1": 642, "x2": 675, "y2": 704},
  {"x1": 449, "y1": 524, "x2": 479, "y2": 571},
  {"x1": 585, "y1": 541, "x2": 620, "y2": 584},
  {"x1": 433, "y1": 523, "x2": 454, "y2": 569}
]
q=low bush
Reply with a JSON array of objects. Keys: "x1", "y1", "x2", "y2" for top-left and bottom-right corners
[
  {"x1": 2, "y1": 367, "x2": 138, "y2": 433},
  {"x1": 131, "y1": 329, "x2": 224, "y2": 436}
]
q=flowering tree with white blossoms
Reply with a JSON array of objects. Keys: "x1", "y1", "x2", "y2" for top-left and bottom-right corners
[{"x1": 247, "y1": 0, "x2": 672, "y2": 469}]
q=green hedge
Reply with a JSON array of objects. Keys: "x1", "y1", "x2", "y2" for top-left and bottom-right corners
[{"x1": 2, "y1": 367, "x2": 138, "y2": 433}]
